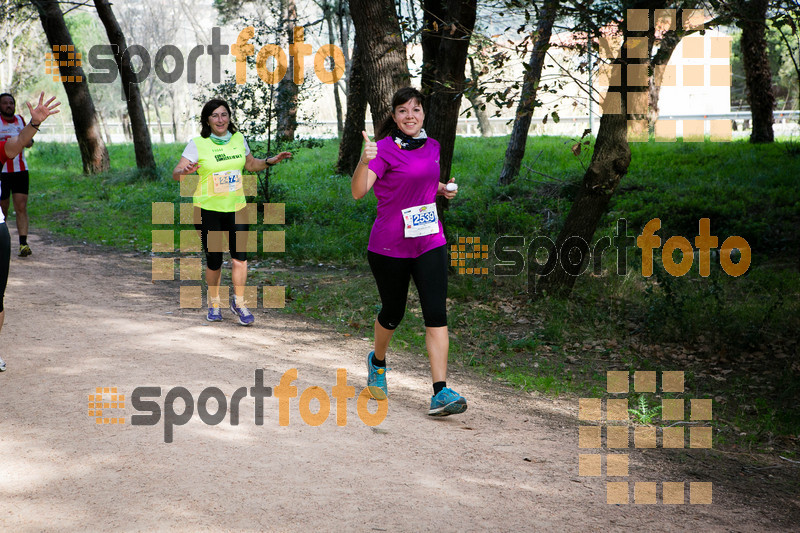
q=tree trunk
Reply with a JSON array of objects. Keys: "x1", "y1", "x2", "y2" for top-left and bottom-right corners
[
  {"x1": 33, "y1": 0, "x2": 109, "y2": 174},
  {"x1": 465, "y1": 90, "x2": 491, "y2": 137},
  {"x1": 98, "y1": 111, "x2": 112, "y2": 145},
  {"x1": 277, "y1": 0, "x2": 299, "y2": 143},
  {"x1": 336, "y1": 0, "x2": 350, "y2": 89},
  {"x1": 170, "y1": 91, "x2": 179, "y2": 142},
  {"x1": 141, "y1": 95, "x2": 152, "y2": 138},
  {"x1": 324, "y1": 6, "x2": 344, "y2": 137},
  {"x1": 336, "y1": 42, "x2": 367, "y2": 175},
  {"x1": 536, "y1": 114, "x2": 630, "y2": 296},
  {"x1": 773, "y1": 21, "x2": 799, "y2": 120},
  {"x1": 647, "y1": 29, "x2": 680, "y2": 126},
  {"x1": 0, "y1": 21, "x2": 25, "y2": 90},
  {"x1": 93, "y1": 0, "x2": 156, "y2": 172},
  {"x1": 466, "y1": 57, "x2": 491, "y2": 137},
  {"x1": 420, "y1": 0, "x2": 478, "y2": 186},
  {"x1": 154, "y1": 96, "x2": 165, "y2": 143},
  {"x1": 120, "y1": 111, "x2": 132, "y2": 142},
  {"x1": 739, "y1": 0, "x2": 775, "y2": 143},
  {"x1": 538, "y1": 2, "x2": 661, "y2": 297},
  {"x1": 497, "y1": 0, "x2": 560, "y2": 186},
  {"x1": 349, "y1": 0, "x2": 410, "y2": 132}
]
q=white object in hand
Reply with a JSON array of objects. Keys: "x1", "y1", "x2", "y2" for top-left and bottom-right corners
[{"x1": 446, "y1": 182, "x2": 458, "y2": 191}]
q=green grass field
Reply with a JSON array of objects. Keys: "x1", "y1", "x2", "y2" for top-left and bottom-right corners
[{"x1": 19, "y1": 136, "x2": 800, "y2": 451}]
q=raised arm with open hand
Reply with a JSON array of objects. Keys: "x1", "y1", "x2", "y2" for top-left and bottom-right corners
[
  {"x1": 27, "y1": 92, "x2": 61, "y2": 126},
  {"x1": 3, "y1": 92, "x2": 60, "y2": 160}
]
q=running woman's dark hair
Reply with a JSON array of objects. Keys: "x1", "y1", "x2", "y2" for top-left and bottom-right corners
[
  {"x1": 199, "y1": 98, "x2": 238, "y2": 138},
  {"x1": 375, "y1": 87, "x2": 425, "y2": 141}
]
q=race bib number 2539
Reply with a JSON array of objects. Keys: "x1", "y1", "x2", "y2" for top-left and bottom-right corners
[{"x1": 401, "y1": 202, "x2": 439, "y2": 238}]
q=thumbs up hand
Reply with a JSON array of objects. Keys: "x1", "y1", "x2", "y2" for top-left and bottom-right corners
[{"x1": 361, "y1": 131, "x2": 377, "y2": 164}]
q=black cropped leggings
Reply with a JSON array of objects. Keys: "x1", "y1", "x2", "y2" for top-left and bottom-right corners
[
  {"x1": 368, "y1": 245, "x2": 448, "y2": 329},
  {"x1": 194, "y1": 208, "x2": 249, "y2": 270},
  {"x1": 0, "y1": 223, "x2": 9, "y2": 313}
]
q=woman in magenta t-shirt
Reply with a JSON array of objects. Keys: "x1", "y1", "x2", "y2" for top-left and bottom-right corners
[
  {"x1": 351, "y1": 87, "x2": 467, "y2": 416},
  {"x1": 0, "y1": 92, "x2": 60, "y2": 373}
]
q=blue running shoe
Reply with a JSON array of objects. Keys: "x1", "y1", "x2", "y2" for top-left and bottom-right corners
[
  {"x1": 207, "y1": 304, "x2": 222, "y2": 322},
  {"x1": 230, "y1": 301, "x2": 255, "y2": 326},
  {"x1": 428, "y1": 387, "x2": 467, "y2": 416},
  {"x1": 366, "y1": 351, "x2": 389, "y2": 400},
  {"x1": 0, "y1": 355, "x2": 6, "y2": 372}
]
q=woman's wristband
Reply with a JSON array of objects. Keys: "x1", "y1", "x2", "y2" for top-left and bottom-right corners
[
  {"x1": 265, "y1": 158, "x2": 275, "y2": 167},
  {"x1": 30, "y1": 122, "x2": 40, "y2": 131}
]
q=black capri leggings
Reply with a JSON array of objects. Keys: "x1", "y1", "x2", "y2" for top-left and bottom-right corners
[
  {"x1": 194, "y1": 208, "x2": 249, "y2": 271},
  {"x1": 368, "y1": 245, "x2": 448, "y2": 329},
  {"x1": 0, "y1": 223, "x2": 9, "y2": 313}
]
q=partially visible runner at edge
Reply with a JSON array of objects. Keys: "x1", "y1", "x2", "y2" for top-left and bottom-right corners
[
  {"x1": 351, "y1": 86, "x2": 467, "y2": 416},
  {"x1": 172, "y1": 98, "x2": 291, "y2": 326},
  {"x1": 0, "y1": 93, "x2": 34, "y2": 257},
  {"x1": 0, "y1": 92, "x2": 60, "y2": 372}
]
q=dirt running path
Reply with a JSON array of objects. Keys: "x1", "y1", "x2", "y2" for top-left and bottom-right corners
[{"x1": 0, "y1": 234, "x2": 797, "y2": 532}]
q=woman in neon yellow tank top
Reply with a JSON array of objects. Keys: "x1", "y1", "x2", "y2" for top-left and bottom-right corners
[{"x1": 173, "y1": 99, "x2": 291, "y2": 325}]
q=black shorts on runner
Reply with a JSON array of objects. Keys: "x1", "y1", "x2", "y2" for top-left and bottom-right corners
[
  {"x1": 194, "y1": 208, "x2": 249, "y2": 270},
  {"x1": 0, "y1": 171, "x2": 30, "y2": 200},
  {"x1": 368, "y1": 245, "x2": 448, "y2": 329}
]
